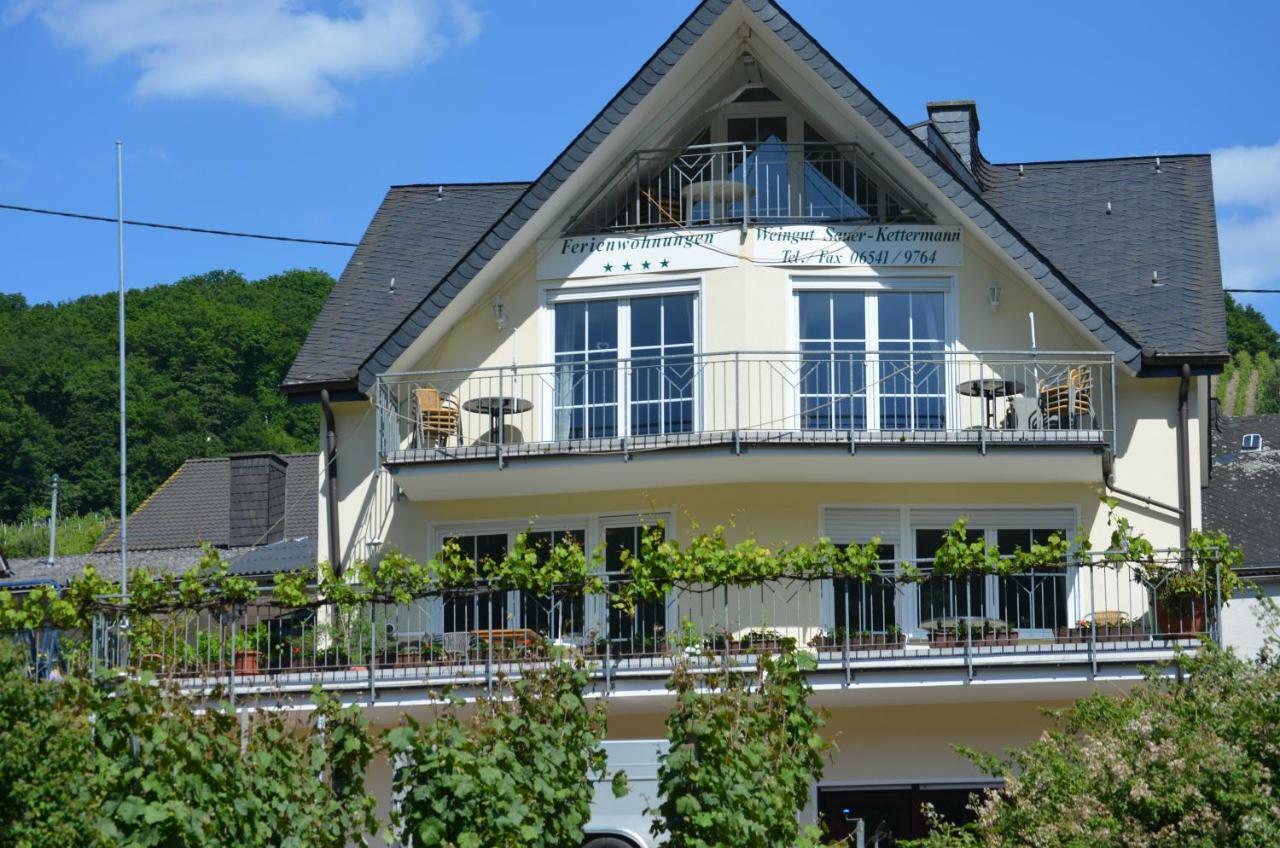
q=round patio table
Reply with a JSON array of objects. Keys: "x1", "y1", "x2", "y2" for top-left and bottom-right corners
[
  {"x1": 955, "y1": 378, "x2": 1025, "y2": 429},
  {"x1": 463, "y1": 396, "x2": 533, "y2": 444}
]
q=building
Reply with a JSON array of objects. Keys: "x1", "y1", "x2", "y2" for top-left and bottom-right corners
[
  {"x1": 1206, "y1": 413, "x2": 1280, "y2": 656},
  {"x1": 143, "y1": 1, "x2": 1231, "y2": 843},
  {"x1": 2, "y1": 452, "x2": 319, "y2": 588}
]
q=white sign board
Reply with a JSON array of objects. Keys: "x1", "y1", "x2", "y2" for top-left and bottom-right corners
[
  {"x1": 753, "y1": 225, "x2": 963, "y2": 268},
  {"x1": 538, "y1": 228, "x2": 741, "y2": 280}
]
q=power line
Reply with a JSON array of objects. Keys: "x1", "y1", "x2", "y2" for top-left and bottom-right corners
[
  {"x1": 1226, "y1": 289, "x2": 1280, "y2": 294},
  {"x1": 0, "y1": 201, "x2": 358, "y2": 247}
]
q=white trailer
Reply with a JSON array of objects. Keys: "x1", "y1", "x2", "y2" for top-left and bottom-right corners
[{"x1": 581, "y1": 740, "x2": 668, "y2": 848}]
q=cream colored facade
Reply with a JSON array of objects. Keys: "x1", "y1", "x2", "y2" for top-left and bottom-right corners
[{"x1": 292, "y1": 2, "x2": 1223, "y2": 840}]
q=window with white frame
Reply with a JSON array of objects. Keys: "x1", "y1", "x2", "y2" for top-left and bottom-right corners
[
  {"x1": 798, "y1": 287, "x2": 948, "y2": 431},
  {"x1": 551, "y1": 290, "x2": 697, "y2": 440},
  {"x1": 823, "y1": 507, "x2": 1075, "y2": 634},
  {"x1": 433, "y1": 514, "x2": 672, "y2": 643}
]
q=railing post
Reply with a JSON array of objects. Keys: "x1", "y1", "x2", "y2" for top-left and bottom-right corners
[
  {"x1": 497, "y1": 367, "x2": 506, "y2": 469},
  {"x1": 1088, "y1": 569, "x2": 1098, "y2": 678},
  {"x1": 848, "y1": 351, "x2": 856, "y2": 455},
  {"x1": 368, "y1": 600, "x2": 377, "y2": 704},
  {"x1": 228, "y1": 607, "x2": 238, "y2": 709},
  {"x1": 1109, "y1": 357, "x2": 1118, "y2": 445},
  {"x1": 1214, "y1": 560, "x2": 1224, "y2": 648},
  {"x1": 374, "y1": 380, "x2": 384, "y2": 465},
  {"x1": 733, "y1": 352, "x2": 741, "y2": 456},
  {"x1": 740, "y1": 142, "x2": 750, "y2": 236}
]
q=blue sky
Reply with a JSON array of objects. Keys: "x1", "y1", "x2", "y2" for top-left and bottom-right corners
[{"x1": 2, "y1": 0, "x2": 1279, "y2": 326}]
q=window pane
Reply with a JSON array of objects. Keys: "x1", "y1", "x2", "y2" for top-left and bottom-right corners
[
  {"x1": 587, "y1": 300, "x2": 618, "y2": 352},
  {"x1": 519, "y1": 529, "x2": 586, "y2": 638},
  {"x1": 443, "y1": 534, "x2": 509, "y2": 633},
  {"x1": 605, "y1": 525, "x2": 666, "y2": 648},
  {"x1": 832, "y1": 544, "x2": 896, "y2": 635},
  {"x1": 878, "y1": 292, "x2": 911, "y2": 340},
  {"x1": 555, "y1": 302, "x2": 585, "y2": 353},
  {"x1": 630, "y1": 297, "x2": 661, "y2": 349},
  {"x1": 916, "y1": 528, "x2": 984, "y2": 620},
  {"x1": 911, "y1": 292, "x2": 945, "y2": 341},
  {"x1": 664, "y1": 294, "x2": 695, "y2": 345},
  {"x1": 831, "y1": 293, "x2": 866, "y2": 340},
  {"x1": 799, "y1": 293, "x2": 830, "y2": 340}
]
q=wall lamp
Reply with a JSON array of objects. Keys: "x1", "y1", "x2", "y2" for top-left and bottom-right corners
[
  {"x1": 492, "y1": 297, "x2": 507, "y2": 330},
  {"x1": 988, "y1": 281, "x2": 1002, "y2": 313}
]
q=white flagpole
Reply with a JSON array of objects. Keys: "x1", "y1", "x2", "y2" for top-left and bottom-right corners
[{"x1": 116, "y1": 141, "x2": 128, "y2": 597}]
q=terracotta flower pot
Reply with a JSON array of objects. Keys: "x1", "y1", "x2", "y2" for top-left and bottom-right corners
[
  {"x1": 1156, "y1": 596, "x2": 1207, "y2": 636},
  {"x1": 233, "y1": 650, "x2": 261, "y2": 676}
]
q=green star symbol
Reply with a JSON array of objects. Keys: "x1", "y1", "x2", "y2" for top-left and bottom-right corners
[
  {"x1": 622, "y1": 261, "x2": 632, "y2": 271},
  {"x1": 660, "y1": 258, "x2": 670, "y2": 268},
  {"x1": 603, "y1": 263, "x2": 613, "y2": 272},
  {"x1": 641, "y1": 260, "x2": 651, "y2": 270}
]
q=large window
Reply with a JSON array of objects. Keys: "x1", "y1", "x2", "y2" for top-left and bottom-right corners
[
  {"x1": 832, "y1": 543, "x2": 897, "y2": 634},
  {"x1": 799, "y1": 288, "x2": 947, "y2": 431},
  {"x1": 553, "y1": 292, "x2": 696, "y2": 440},
  {"x1": 519, "y1": 529, "x2": 587, "y2": 639},
  {"x1": 916, "y1": 525, "x2": 1069, "y2": 628},
  {"x1": 604, "y1": 523, "x2": 667, "y2": 652},
  {"x1": 442, "y1": 533, "x2": 509, "y2": 633}
]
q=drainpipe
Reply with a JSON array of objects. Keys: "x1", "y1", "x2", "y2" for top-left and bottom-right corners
[
  {"x1": 1099, "y1": 362, "x2": 1192, "y2": 552},
  {"x1": 1176, "y1": 363, "x2": 1192, "y2": 551},
  {"x1": 320, "y1": 389, "x2": 342, "y2": 577}
]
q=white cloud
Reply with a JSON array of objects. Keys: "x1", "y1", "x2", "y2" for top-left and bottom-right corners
[
  {"x1": 7, "y1": 0, "x2": 482, "y2": 116},
  {"x1": 1212, "y1": 139, "x2": 1280, "y2": 296}
]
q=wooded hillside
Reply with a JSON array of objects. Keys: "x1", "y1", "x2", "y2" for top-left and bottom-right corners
[{"x1": 0, "y1": 269, "x2": 333, "y2": 522}]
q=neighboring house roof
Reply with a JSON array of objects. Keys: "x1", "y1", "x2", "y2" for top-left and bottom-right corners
[
  {"x1": 1, "y1": 453, "x2": 320, "y2": 589},
  {"x1": 1204, "y1": 415, "x2": 1280, "y2": 575},
  {"x1": 283, "y1": 182, "x2": 529, "y2": 393},
  {"x1": 981, "y1": 156, "x2": 1226, "y2": 366},
  {"x1": 286, "y1": 0, "x2": 1224, "y2": 399},
  {"x1": 95, "y1": 453, "x2": 317, "y2": 553}
]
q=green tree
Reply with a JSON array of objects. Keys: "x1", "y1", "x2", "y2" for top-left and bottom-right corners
[
  {"x1": 386, "y1": 661, "x2": 611, "y2": 848},
  {"x1": 652, "y1": 650, "x2": 830, "y2": 848},
  {"x1": 1225, "y1": 292, "x2": 1280, "y2": 358},
  {"x1": 907, "y1": 615, "x2": 1280, "y2": 847},
  {"x1": 0, "y1": 268, "x2": 333, "y2": 520}
]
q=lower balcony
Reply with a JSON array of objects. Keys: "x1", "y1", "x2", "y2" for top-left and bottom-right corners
[{"x1": 87, "y1": 561, "x2": 1216, "y2": 705}]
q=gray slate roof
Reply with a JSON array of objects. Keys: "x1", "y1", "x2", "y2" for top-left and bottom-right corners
[
  {"x1": 283, "y1": 183, "x2": 528, "y2": 392},
  {"x1": 2, "y1": 548, "x2": 256, "y2": 586},
  {"x1": 94, "y1": 453, "x2": 318, "y2": 553},
  {"x1": 287, "y1": 0, "x2": 1224, "y2": 396},
  {"x1": 981, "y1": 156, "x2": 1226, "y2": 363},
  {"x1": 1205, "y1": 414, "x2": 1280, "y2": 573}
]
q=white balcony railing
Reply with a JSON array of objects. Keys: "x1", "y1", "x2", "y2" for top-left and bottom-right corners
[
  {"x1": 374, "y1": 351, "x2": 1116, "y2": 466},
  {"x1": 567, "y1": 141, "x2": 923, "y2": 233},
  {"x1": 82, "y1": 557, "x2": 1219, "y2": 698}
]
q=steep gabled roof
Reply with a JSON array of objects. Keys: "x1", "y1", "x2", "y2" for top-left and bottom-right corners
[
  {"x1": 982, "y1": 155, "x2": 1226, "y2": 364},
  {"x1": 283, "y1": 183, "x2": 528, "y2": 393},
  {"x1": 289, "y1": 0, "x2": 1225, "y2": 397}
]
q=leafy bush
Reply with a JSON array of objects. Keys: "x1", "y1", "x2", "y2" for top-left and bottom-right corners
[
  {"x1": 386, "y1": 660, "x2": 611, "y2": 848},
  {"x1": 0, "y1": 642, "x2": 377, "y2": 847},
  {"x1": 652, "y1": 650, "x2": 829, "y2": 848},
  {"x1": 906, "y1": 611, "x2": 1280, "y2": 847}
]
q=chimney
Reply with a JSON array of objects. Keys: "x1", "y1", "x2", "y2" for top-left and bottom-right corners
[
  {"x1": 229, "y1": 453, "x2": 287, "y2": 548},
  {"x1": 926, "y1": 100, "x2": 981, "y2": 172}
]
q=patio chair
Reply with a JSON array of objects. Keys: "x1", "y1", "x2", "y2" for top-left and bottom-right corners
[
  {"x1": 414, "y1": 387, "x2": 461, "y2": 448},
  {"x1": 1039, "y1": 367, "x2": 1094, "y2": 429}
]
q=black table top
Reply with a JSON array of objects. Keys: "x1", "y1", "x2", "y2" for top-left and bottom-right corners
[{"x1": 955, "y1": 378, "x2": 1026, "y2": 399}]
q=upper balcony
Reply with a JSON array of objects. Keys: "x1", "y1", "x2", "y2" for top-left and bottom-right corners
[
  {"x1": 566, "y1": 140, "x2": 926, "y2": 234},
  {"x1": 374, "y1": 351, "x2": 1115, "y2": 497}
]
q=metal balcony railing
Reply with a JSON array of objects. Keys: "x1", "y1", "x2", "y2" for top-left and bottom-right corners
[
  {"x1": 567, "y1": 141, "x2": 924, "y2": 233},
  {"x1": 82, "y1": 556, "x2": 1219, "y2": 697},
  {"x1": 374, "y1": 351, "x2": 1116, "y2": 466}
]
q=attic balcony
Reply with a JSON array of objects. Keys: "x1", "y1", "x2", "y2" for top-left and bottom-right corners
[
  {"x1": 374, "y1": 351, "x2": 1116, "y2": 499},
  {"x1": 566, "y1": 141, "x2": 925, "y2": 234},
  {"x1": 85, "y1": 556, "x2": 1218, "y2": 708}
]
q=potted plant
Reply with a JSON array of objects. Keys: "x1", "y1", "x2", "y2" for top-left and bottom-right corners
[
  {"x1": 735, "y1": 628, "x2": 795, "y2": 654},
  {"x1": 232, "y1": 624, "x2": 270, "y2": 676},
  {"x1": 1058, "y1": 612, "x2": 1144, "y2": 644},
  {"x1": 929, "y1": 621, "x2": 1018, "y2": 648},
  {"x1": 811, "y1": 625, "x2": 905, "y2": 651}
]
